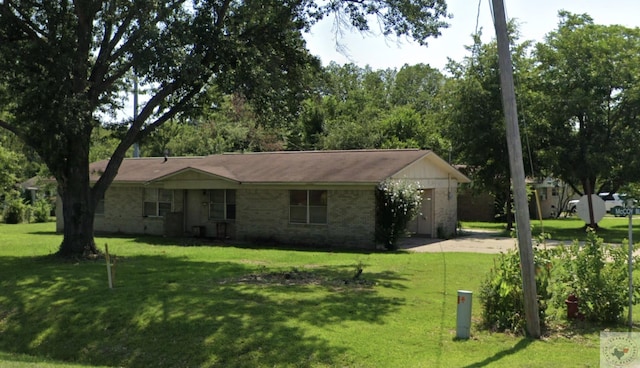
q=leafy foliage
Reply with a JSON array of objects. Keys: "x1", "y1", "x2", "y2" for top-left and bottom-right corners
[
  {"x1": 375, "y1": 179, "x2": 422, "y2": 250},
  {"x1": 321, "y1": 0, "x2": 450, "y2": 45},
  {"x1": 2, "y1": 191, "x2": 28, "y2": 224},
  {"x1": 443, "y1": 26, "x2": 535, "y2": 229},
  {"x1": 480, "y1": 230, "x2": 639, "y2": 333},
  {"x1": 550, "y1": 229, "x2": 638, "y2": 323},
  {"x1": 0, "y1": 144, "x2": 20, "y2": 197},
  {"x1": 136, "y1": 93, "x2": 292, "y2": 156},
  {"x1": 532, "y1": 12, "x2": 640, "y2": 198},
  {"x1": 31, "y1": 198, "x2": 52, "y2": 223},
  {"x1": 479, "y1": 243, "x2": 552, "y2": 334},
  {"x1": 289, "y1": 63, "x2": 449, "y2": 153}
]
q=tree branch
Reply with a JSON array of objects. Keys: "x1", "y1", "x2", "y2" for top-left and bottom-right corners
[
  {"x1": 215, "y1": 0, "x2": 232, "y2": 29},
  {"x1": 0, "y1": 118, "x2": 21, "y2": 137},
  {"x1": 2, "y1": 0, "x2": 48, "y2": 42},
  {"x1": 93, "y1": 85, "x2": 201, "y2": 195},
  {"x1": 100, "y1": 60, "x2": 134, "y2": 89},
  {"x1": 89, "y1": 1, "x2": 137, "y2": 89},
  {"x1": 72, "y1": 1, "x2": 98, "y2": 97},
  {"x1": 138, "y1": 89, "x2": 202, "y2": 141},
  {"x1": 88, "y1": 2, "x2": 117, "y2": 101}
]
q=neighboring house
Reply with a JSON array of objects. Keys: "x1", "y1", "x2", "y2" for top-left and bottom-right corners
[
  {"x1": 454, "y1": 165, "x2": 496, "y2": 222},
  {"x1": 20, "y1": 176, "x2": 56, "y2": 210},
  {"x1": 19, "y1": 176, "x2": 40, "y2": 204},
  {"x1": 56, "y1": 149, "x2": 470, "y2": 248},
  {"x1": 529, "y1": 177, "x2": 576, "y2": 219},
  {"x1": 457, "y1": 187, "x2": 495, "y2": 222},
  {"x1": 456, "y1": 168, "x2": 577, "y2": 221}
]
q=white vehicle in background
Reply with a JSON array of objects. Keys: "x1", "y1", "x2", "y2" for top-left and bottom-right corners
[
  {"x1": 565, "y1": 193, "x2": 628, "y2": 216},
  {"x1": 566, "y1": 199, "x2": 580, "y2": 214},
  {"x1": 597, "y1": 192, "x2": 625, "y2": 214}
]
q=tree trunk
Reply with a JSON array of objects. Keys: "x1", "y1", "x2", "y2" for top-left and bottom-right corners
[
  {"x1": 56, "y1": 154, "x2": 99, "y2": 258},
  {"x1": 505, "y1": 189, "x2": 514, "y2": 230},
  {"x1": 583, "y1": 176, "x2": 599, "y2": 230}
]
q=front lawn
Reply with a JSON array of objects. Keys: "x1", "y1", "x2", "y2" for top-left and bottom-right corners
[
  {"x1": 0, "y1": 222, "x2": 627, "y2": 367},
  {"x1": 463, "y1": 216, "x2": 640, "y2": 243}
]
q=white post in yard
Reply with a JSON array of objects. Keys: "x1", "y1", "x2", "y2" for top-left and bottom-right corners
[
  {"x1": 105, "y1": 244, "x2": 113, "y2": 289},
  {"x1": 456, "y1": 290, "x2": 473, "y2": 339}
]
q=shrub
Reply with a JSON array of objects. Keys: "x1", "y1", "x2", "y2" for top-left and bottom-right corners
[
  {"x1": 479, "y1": 242, "x2": 553, "y2": 334},
  {"x1": 3, "y1": 193, "x2": 28, "y2": 224},
  {"x1": 31, "y1": 198, "x2": 51, "y2": 223},
  {"x1": 375, "y1": 179, "x2": 422, "y2": 250},
  {"x1": 550, "y1": 229, "x2": 638, "y2": 323},
  {"x1": 480, "y1": 229, "x2": 640, "y2": 334}
]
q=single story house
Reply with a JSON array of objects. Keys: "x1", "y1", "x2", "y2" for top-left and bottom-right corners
[
  {"x1": 529, "y1": 177, "x2": 577, "y2": 219},
  {"x1": 56, "y1": 149, "x2": 470, "y2": 248}
]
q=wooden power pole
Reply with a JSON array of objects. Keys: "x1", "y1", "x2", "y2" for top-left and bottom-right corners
[{"x1": 491, "y1": 0, "x2": 541, "y2": 338}]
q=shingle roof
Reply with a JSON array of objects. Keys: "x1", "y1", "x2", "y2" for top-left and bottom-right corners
[{"x1": 90, "y1": 149, "x2": 469, "y2": 184}]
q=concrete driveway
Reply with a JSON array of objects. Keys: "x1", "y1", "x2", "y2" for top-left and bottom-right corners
[{"x1": 400, "y1": 230, "x2": 560, "y2": 254}]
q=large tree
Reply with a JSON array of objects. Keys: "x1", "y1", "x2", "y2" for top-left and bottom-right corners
[
  {"x1": 532, "y1": 12, "x2": 640, "y2": 226},
  {"x1": 444, "y1": 27, "x2": 535, "y2": 229},
  {"x1": 320, "y1": 63, "x2": 392, "y2": 149},
  {"x1": 389, "y1": 63, "x2": 444, "y2": 114},
  {"x1": 0, "y1": 0, "x2": 449, "y2": 257},
  {"x1": 291, "y1": 62, "x2": 448, "y2": 152}
]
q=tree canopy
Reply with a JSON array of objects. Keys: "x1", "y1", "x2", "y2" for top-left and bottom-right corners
[
  {"x1": 443, "y1": 26, "x2": 535, "y2": 228},
  {"x1": 287, "y1": 62, "x2": 449, "y2": 152},
  {"x1": 531, "y1": 12, "x2": 640, "y2": 212}
]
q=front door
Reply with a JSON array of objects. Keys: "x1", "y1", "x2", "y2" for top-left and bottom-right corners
[
  {"x1": 408, "y1": 189, "x2": 434, "y2": 237},
  {"x1": 186, "y1": 189, "x2": 206, "y2": 235},
  {"x1": 417, "y1": 189, "x2": 434, "y2": 236}
]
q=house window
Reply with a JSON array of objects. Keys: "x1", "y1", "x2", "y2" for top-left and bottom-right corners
[
  {"x1": 209, "y1": 189, "x2": 236, "y2": 220},
  {"x1": 290, "y1": 190, "x2": 327, "y2": 224},
  {"x1": 539, "y1": 188, "x2": 548, "y2": 201},
  {"x1": 95, "y1": 192, "x2": 105, "y2": 215},
  {"x1": 143, "y1": 189, "x2": 173, "y2": 217}
]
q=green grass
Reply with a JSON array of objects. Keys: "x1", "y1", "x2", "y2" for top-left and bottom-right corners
[
  {"x1": 0, "y1": 222, "x2": 633, "y2": 367},
  {"x1": 463, "y1": 215, "x2": 640, "y2": 243}
]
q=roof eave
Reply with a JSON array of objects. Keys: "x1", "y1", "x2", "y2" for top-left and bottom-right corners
[
  {"x1": 238, "y1": 181, "x2": 381, "y2": 186},
  {"x1": 148, "y1": 167, "x2": 239, "y2": 184}
]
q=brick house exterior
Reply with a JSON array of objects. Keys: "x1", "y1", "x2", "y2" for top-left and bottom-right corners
[{"x1": 56, "y1": 150, "x2": 469, "y2": 248}]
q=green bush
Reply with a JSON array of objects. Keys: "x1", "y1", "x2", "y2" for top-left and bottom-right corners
[
  {"x1": 3, "y1": 194, "x2": 28, "y2": 224},
  {"x1": 31, "y1": 198, "x2": 51, "y2": 223},
  {"x1": 550, "y1": 229, "x2": 638, "y2": 323},
  {"x1": 375, "y1": 179, "x2": 422, "y2": 250},
  {"x1": 480, "y1": 230, "x2": 639, "y2": 333},
  {"x1": 479, "y1": 244, "x2": 552, "y2": 334}
]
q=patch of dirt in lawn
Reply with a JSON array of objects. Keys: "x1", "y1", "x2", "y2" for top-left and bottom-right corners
[{"x1": 219, "y1": 268, "x2": 375, "y2": 289}]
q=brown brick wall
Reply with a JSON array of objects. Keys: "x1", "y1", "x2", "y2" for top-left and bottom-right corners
[
  {"x1": 457, "y1": 187, "x2": 495, "y2": 222},
  {"x1": 93, "y1": 187, "x2": 184, "y2": 235},
  {"x1": 236, "y1": 188, "x2": 376, "y2": 248},
  {"x1": 57, "y1": 184, "x2": 458, "y2": 246}
]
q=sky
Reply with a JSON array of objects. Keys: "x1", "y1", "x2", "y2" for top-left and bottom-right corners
[{"x1": 303, "y1": 0, "x2": 640, "y2": 72}]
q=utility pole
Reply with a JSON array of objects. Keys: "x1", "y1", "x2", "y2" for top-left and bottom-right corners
[{"x1": 491, "y1": 0, "x2": 541, "y2": 338}]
